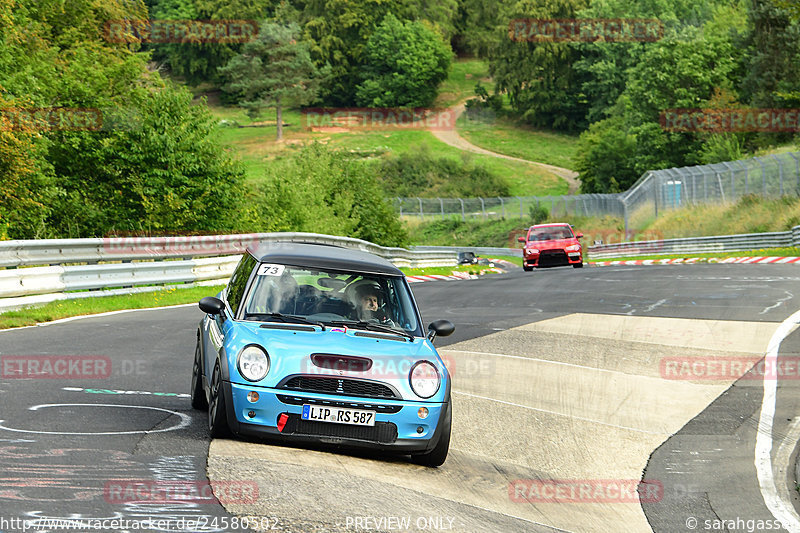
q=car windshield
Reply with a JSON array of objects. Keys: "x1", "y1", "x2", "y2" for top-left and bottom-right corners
[
  {"x1": 528, "y1": 226, "x2": 573, "y2": 241},
  {"x1": 241, "y1": 264, "x2": 421, "y2": 335}
]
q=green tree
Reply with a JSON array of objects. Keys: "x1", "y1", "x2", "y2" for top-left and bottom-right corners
[
  {"x1": 219, "y1": 21, "x2": 327, "y2": 140},
  {"x1": 297, "y1": 0, "x2": 458, "y2": 106},
  {"x1": 742, "y1": 0, "x2": 800, "y2": 122},
  {"x1": 355, "y1": 14, "x2": 453, "y2": 108},
  {"x1": 488, "y1": 0, "x2": 591, "y2": 133},
  {"x1": 147, "y1": 0, "x2": 276, "y2": 86},
  {"x1": 575, "y1": 109, "x2": 638, "y2": 193}
]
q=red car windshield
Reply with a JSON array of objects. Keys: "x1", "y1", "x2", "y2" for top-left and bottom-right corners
[{"x1": 527, "y1": 226, "x2": 574, "y2": 241}]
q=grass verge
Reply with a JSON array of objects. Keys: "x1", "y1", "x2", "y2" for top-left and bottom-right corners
[
  {"x1": 400, "y1": 263, "x2": 506, "y2": 277},
  {"x1": 0, "y1": 285, "x2": 226, "y2": 330}
]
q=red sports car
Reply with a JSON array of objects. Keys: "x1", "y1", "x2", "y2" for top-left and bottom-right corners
[{"x1": 517, "y1": 223, "x2": 584, "y2": 271}]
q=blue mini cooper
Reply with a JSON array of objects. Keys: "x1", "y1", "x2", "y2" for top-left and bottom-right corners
[{"x1": 191, "y1": 242, "x2": 455, "y2": 467}]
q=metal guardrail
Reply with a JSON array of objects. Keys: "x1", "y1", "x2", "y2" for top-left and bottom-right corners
[
  {"x1": 413, "y1": 227, "x2": 800, "y2": 262},
  {"x1": 411, "y1": 245, "x2": 523, "y2": 258},
  {"x1": 588, "y1": 226, "x2": 800, "y2": 259},
  {"x1": 0, "y1": 232, "x2": 457, "y2": 269},
  {"x1": 3, "y1": 227, "x2": 798, "y2": 312},
  {"x1": 0, "y1": 233, "x2": 458, "y2": 312}
]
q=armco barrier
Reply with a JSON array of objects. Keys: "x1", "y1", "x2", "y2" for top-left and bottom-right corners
[
  {"x1": 588, "y1": 227, "x2": 799, "y2": 259},
  {"x1": 0, "y1": 232, "x2": 456, "y2": 268},
  {"x1": 0, "y1": 234, "x2": 458, "y2": 312}
]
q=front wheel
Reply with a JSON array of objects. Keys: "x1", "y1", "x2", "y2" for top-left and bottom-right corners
[
  {"x1": 573, "y1": 262, "x2": 584, "y2": 269},
  {"x1": 411, "y1": 407, "x2": 451, "y2": 467},
  {"x1": 523, "y1": 265, "x2": 533, "y2": 272},
  {"x1": 190, "y1": 339, "x2": 208, "y2": 410},
  {"x1": 208, "y1": 363, "x2": 230, "y2": 437}
]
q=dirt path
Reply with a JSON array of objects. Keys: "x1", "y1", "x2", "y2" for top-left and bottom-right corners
[{"x1": 431, "y1": 102, "x2": 581, "y2": 194}]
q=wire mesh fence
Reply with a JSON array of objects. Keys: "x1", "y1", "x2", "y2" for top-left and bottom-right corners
[{"x1": 394, "y1": 151, "x2": 800, "y2": 232}]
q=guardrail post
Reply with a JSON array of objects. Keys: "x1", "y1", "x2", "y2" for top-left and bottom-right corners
[
  {"x1": 772, "y1": 154, "x2": 784, "y2": 195},
  {"x1": 756, "y1": 157, "x2": 766, "y2": 197},
  {"x1": 623, "y1": 199, "x2": 629, "y2": 236},
  {"x1": 459, "y1": 198, "x2": 465, "y2": 221},
  {"x1": 498, "y1": 197, "x2": 505, "y2": 218},
  {"x1": 653, "y1": 175, "x2": 659, "y2": 218},
  {"x1": 721, "y1": 162, "x2": 735, "y2": 200},
  {"x1": 788, "y1": 153, "x2": 799, "y2": 193},
  {"x1": 479, "y1": 197, "x2": 486, "y2": 219},
  {"x1": 438, "y1": 197, "x2": 444, "y2": 219},
  {"x1": 735, "y1": 161, "x2": 748, "y2": 195},
  {"x1": 397, "y1": 197, "x2": 403, "y2": 217},
  {"x1": 417, "y1": 197, "x2": 423, "y2": 219}
]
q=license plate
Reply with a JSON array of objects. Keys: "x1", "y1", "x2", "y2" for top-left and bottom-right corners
[{"x1": 301, "y1": 404, "x2": 375, "y2": 426}]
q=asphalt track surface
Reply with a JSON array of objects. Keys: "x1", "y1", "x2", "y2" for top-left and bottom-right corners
[{"x1": 1, "y1": 264, "x2": 800, "y2": 532}]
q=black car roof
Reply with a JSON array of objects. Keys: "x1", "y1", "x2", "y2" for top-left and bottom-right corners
[{"x1": 247, "y1": 242, "x2": 404, "y2": 276}]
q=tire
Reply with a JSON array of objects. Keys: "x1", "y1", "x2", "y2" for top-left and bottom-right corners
[
  {"x1": 411, "y1": 407, "x2": 451, "y2": 468},
  {"x1": 573, "y1": 262, "x2": 584, "y2": 269},
  {"x1": 191, "y1": 339, "x2": 208, "y2": 410},
  {"x1": 523, "y1": 265, "x2": 533, "y2": 272},
  {"x1": 208, "y1": 363, "x2": 230, "y2": 437}
]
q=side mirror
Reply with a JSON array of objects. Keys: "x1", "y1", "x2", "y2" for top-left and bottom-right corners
[
  {"x1": 575, "y1": 232, "x2": 583, "y2": 239},
  {"x1": 199, "y1": 296, "x2": 225, "y2": 315},
  {"x1": 517, "y1": 237, "x2": 527, "y2": 243},
  {"x1": 427, "y1": 319, "x2": 455, "y2": 341}
]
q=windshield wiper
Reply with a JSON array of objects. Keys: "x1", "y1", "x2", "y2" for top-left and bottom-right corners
[
  {"x1": 326, "y1": 320, "x2": 414, "y2": 341},
  {"x1": 246, "y1": 312, "x2": 325, "y2": 330}
]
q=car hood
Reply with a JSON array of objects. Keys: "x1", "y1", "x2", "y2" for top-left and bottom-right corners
[{"x1": 222, "y1": 321, "x2": 447, "y2": 401}]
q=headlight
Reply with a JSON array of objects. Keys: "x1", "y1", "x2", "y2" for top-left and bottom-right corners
[
  {"x1": 526, "y1": 248, "x2": 540, "y2": 255},
  {"x1": 565, "y1": 244, "x2": 581, "y2": 252},
  {"x1": 409, "y1": 361, "x2": 440, "y2": 398},
  {"x1": 238, "y1": 345, "x2": 269, "y2": 382}
]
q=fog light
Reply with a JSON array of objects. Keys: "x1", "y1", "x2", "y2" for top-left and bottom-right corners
[
  {"x1": 416, "y1": 426, "x2": 424, "y2": 434},
  {"x1": 247, "y1": 410, "x2": 255, "y2": 418},
  {"x1": 417, "y1": 407, "x2": 429, "y2": 419},
  {"x1": 247, "y1": 391, "x2": 259, "y2": 403}
]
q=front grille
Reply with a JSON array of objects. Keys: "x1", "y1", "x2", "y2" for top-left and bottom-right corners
[
  {"x1": 280, "y1": 375, "x2": 400, "y2": 399},
  {"x1": 276, "y1": 394, "x2": 403, "y2": 414},
  {"x1": 538, "y1": 250, "x2": 569, "y2": 267},
  {"x1": 279, "y1": 413, "x2": 398, "y2": 444}
]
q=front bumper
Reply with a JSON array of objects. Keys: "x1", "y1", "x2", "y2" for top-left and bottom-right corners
[
  {"x1": 524, "y1": 249, "x2": 582, "y2": 267},
  {"x1": 221, "y1": 381, "x2": 450, "y2": 453}
]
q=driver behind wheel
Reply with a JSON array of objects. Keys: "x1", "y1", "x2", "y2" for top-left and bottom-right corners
[{"x1": 354, "y1": 284, "x2": 395, "y2": 326}]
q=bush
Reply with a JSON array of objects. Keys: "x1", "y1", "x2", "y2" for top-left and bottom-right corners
[
  {"x1": 376, "y1": 147, "x2": 510, "y2": 198},
  {"x1": 529, "y1": 204, "x2": 549, "y2": 224},
  {"x1": 45, "y1": 86, "x2": 246, "y2": 236}
]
